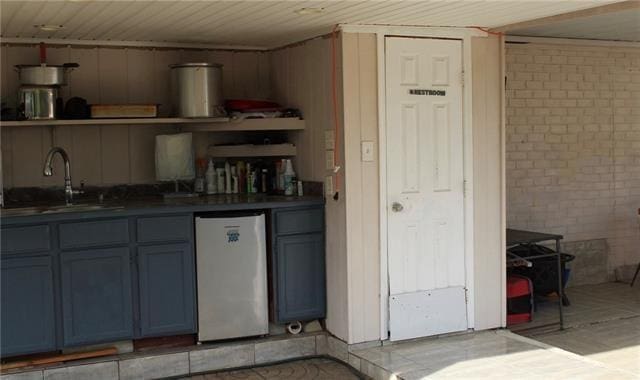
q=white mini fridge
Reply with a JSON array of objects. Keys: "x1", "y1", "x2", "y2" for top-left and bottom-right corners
[{"x1": 195, "y1": 213, "x2": 268, "y2": 341}]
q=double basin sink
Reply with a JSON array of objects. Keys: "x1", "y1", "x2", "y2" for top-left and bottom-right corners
[{"x1": 2, "y1": 204, "x2": 124, "y2": 217}]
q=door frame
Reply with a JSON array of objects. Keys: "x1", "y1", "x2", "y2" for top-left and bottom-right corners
[{"x1": 340, "y1": 25, "x2": 487, "y2": 339}]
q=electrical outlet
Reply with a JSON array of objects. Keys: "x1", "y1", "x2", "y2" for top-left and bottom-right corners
[
  {"x1": 324, "y1": 175, "x2": 334, "y2": 197},
  {"x1": 326, "y1": 150, "x2": 335, "y2": 170},
  {"x1": 361, "y1": 141, "x2": 374, "y2": 162},
  {"x1": 324, "y1": 130, "x2": 335, "y2": 150}
]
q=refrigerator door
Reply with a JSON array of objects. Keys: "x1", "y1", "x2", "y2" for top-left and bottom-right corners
[{"x1": 195, "y1": 214, "x2": 268, "y2": 341}]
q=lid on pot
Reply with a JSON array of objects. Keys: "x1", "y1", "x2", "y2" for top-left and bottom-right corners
[
  {"x1": 169, "y1": 62, "x2": 223, "y2": 69},
  {"x1": 15, "y1": 63, "x2": 80, "y2": 69}
]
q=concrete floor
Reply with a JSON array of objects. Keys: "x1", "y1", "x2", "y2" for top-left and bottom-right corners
[
  {"x1": 516, "y1": 282, "x2": 640, "y2": 375},
  {"x1": 510, "y1": 282, "x2": 640, "y2": 332}
]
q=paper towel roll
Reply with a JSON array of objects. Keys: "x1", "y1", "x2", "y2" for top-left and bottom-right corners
[{"x1": 155, "y1": 133, "x2": 195, "y2": 181}]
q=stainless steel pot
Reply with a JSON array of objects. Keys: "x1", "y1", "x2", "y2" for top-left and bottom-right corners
[
  {"x1": 169, "y1": 63, "x2": 225, "y2": 118},
  {"x1": 18, "y1": 86, "x2": 59, "y2": 120},
  {"x1": 15, "y1": 63, "x2": 79, "y2": 86}
]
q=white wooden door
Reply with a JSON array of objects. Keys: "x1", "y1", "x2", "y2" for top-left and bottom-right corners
[{"x1": 385, "y1": 37, "x2": 467, "y2": 341}]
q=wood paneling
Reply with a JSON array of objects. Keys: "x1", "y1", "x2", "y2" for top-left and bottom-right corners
[
  {"x1": 1, "y1": 44, "x2": 271, "y2": 187},
  {"x1": 471, "y1": 36, "x2": 504, "y2": 330},
  {"x1": 341, "y1": 33, "x2": 381, "y2": 344},
  {"x1": 270, "y1": 34, "x2": 350, "y2": 341}
]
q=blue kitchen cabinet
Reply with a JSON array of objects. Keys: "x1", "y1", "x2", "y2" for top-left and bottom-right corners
[
  {"x1": 275, "y1": 233, "x2": 326, "y2": 323},
  {"x1": 1, "y1": 256, "x2": 56, "y2": 356},
  {"x1": 60, "y1": 247, "x2": 133, "y2": 346},
  {"x1": 271, "y1": 206, "x2": 326, "y2": 323},
  {"x1": 137, "y1": 243, "x2": 196, "y2": 337}
]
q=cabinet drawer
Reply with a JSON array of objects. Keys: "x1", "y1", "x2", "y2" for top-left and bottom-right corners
[
  {"x1": 137, "y1": 215, "x2": 192, "y2": 243},
  {"x1": 275, "y1": 208, "x2": 323, "y2": 235},
  {"x1": 1, "y1": 225, "x2": 50, "y2": 255},
  {"x1": 59, "y1": 219, "x2": 129, "y2": 249}
]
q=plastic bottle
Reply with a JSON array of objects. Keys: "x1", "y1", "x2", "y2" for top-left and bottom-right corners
[
  {"x1": 278, "y1": 159, "x2": 287, "y2": 192},
  {"x1": 205, "y1": 159, "x2": 216, "y2": 195},
  {"x1": 216, "y1": 167, "x2": 225, "y2": 194},
  {"x1": 246, "y1": 163, "x2": 252, "y2": 194},
  {"x1": 231, "y1": 165, "x2": 238, "y2": 194},
  {"x1": 224, "y1": 161, "x2": 232, "y2": 194},
  {"x1": 284, "y1": 159, "x2": 295, "y2": 196},
  {"x1": 194, "y1": 158, "x2": 207, "y2": 193}
]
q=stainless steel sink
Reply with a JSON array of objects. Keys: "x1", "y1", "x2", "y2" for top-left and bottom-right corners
[{"x1": 2, "y1": 204, "x2": 124, "y2": 217}]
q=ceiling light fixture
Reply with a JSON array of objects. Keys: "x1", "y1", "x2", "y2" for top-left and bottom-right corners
[
  {"x1": 35, "y1": 24, "x2": 64, "y2": 32},
  {"x1": 294, "y1": 7, "x2": 325, "y2": 15}
]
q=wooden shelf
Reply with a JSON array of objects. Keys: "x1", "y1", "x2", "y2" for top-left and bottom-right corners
[
  {"x1": 208, "y1": 144, "x2": 297, "y2": 158},
  {"x1": 0, "y1": 117, "x2": 305, "y2": 132},
  {"x1": 0, "y1": 117, "x2": 229, "y2": 127},
  {"x1": 182, "y1": 118, "x2": 305, "y2": 132}
]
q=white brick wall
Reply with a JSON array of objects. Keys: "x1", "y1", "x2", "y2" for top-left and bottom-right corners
[{"x1": 506, "y1": 43, "x2": 640, "y2": 275}]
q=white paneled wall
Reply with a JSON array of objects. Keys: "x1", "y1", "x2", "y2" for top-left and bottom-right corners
[
  {"x1": 270, "y1": 35, "x2": 351, "y2": 342},
  {"x1": 1, "y1": 44, "x2": 270, "y2": 187}
]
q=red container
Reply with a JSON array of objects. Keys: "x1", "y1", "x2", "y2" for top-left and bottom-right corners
[{"x1": 507, "y1": 275, "x2": 533, "y2": 325}]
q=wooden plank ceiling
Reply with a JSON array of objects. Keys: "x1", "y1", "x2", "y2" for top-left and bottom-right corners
[{"x1": 0, "y1": 0, "x2": 625, "y2": 48}]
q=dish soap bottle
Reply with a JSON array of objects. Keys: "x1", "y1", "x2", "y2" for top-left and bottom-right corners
[
  {"x1": 205, "y1": 159, "x2": 217, "y2": 195},
  {"x1": 284, "y1": 159, "x2": 296, "y2": 196}
]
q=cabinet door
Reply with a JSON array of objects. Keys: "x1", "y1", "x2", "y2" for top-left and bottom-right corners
[
  {"x1": 275, "y1": 233, "x2": 325, "y2": 323},
  {"x1": 61, "y1": 247, "x2": 133, "y2": 346},
  {"x1": 137, "y1": 243, "x2": 195, "y2": 337},
  {"x1": 1, "y1": 256, "x2": 56, "y2": 357}
]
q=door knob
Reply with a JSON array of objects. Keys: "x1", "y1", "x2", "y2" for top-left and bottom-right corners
[{"x1": 391, "y1": 202, "x2": 404, "y2": 212}]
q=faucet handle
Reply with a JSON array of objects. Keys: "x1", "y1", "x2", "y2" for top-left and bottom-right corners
[{"x1": 73, "y1": 181, "x2": 85, "y2": 195}]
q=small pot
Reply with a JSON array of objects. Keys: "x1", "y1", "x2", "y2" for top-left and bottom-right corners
[
  {"x1": 18, "y1": 86, "x2": 60, "y2": 120},
  {"x1": 15, "y1": 63, "x2": 79, "y2": 86}
]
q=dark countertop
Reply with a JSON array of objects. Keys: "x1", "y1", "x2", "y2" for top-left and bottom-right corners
[
  {"x1": 0, "y1": 194, "x2": 324, "y2": 226},
  {"x1": 506, "y1": 228, "x2": 563, "y2": 247}
]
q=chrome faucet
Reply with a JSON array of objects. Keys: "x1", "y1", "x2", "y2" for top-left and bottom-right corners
[{"x1": 43, "y1": 147, "x2": 83, "y2": 205}]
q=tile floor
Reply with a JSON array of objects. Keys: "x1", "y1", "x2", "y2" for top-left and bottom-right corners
[
  {"x1": 350, "y1": 330, "x2": 638, "y2": 379},
  {"x1": 344, "y1": 282, "x2": 640, "y2": 380},
  {"x1": 185, "y1": 358, "x2": 362, "y2": 380}
]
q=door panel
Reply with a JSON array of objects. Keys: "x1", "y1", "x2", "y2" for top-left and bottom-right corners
[
  {"x1": 386, "y1": 37, "x2": 467, "y2": 341},
  {"x1": 137, "y1": 243, "x2": 195, "y2": 337},
  {"x1": 61, "y1": 247, "x2": 133, "y2": 346},
  {"x1": 275, "y1": 233, "x2": 325, "y2": 323},
  {"x1": 1, "y1": 256, "x2": 56, "y2": 356}
]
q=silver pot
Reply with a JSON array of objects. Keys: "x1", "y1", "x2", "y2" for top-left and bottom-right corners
[
  {"x1": 18, "y1": 86, "x2": 59, "y2": 120},
  {"x1": 15, "y1": 63, "x2": 79, "y2": 86},
  {"x1": 169, "y1": 63, "x2": 225, "y2": 118}
]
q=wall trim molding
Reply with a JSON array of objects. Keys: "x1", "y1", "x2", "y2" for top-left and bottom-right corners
[
  {"x1": 0, "y1": 37, "x2": 268, "y2": 51},
  {"x1": 505, "y1": 35, "x2": 640, "y2": 48},
  {"x1": 340, "y1": 24, "x2": 487, "y2": 38}
]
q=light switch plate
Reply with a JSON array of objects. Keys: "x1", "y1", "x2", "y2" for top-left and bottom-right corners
[
  {"x1": 324, "y1": 130, "x2": 335, "y2": 150},
  {"x1": 361, "y1": 141, "x2": 374, "y2": 162},
  {"x1": 324, "y1": 175, "x2": 334, "y2": 196},
  {"x1": 326, "y1": 150, "x2": 335, "y2": 170}
]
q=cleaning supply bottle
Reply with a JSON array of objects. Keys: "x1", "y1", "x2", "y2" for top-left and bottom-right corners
[
  {"x1": 284, "y1": 159, "x2": 296, "y2": 196},
  {"x1": 216, "y1": 167, "x2": 225, "y2": 194},
  {"x1": 205, "y1": 159, "x2": 216, "y2": 195},
  {"x1": 195, "y1": 158, "x2": 206, "y2": 193},
  {"x1": 224, "y1": 161, "x2": 232, "y2": 194},
  {"x1": 278, "y1": 159, "x2": 287, "y2": 193}
]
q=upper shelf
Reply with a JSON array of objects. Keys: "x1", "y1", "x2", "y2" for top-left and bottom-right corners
[{"x1": 0, "y1": 117, "x2": 305, "y2": 132}]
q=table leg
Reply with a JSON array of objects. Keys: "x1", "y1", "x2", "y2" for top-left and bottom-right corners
[{"x1": 556, "y1": 239, "x2": 564, "y2": 329}]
